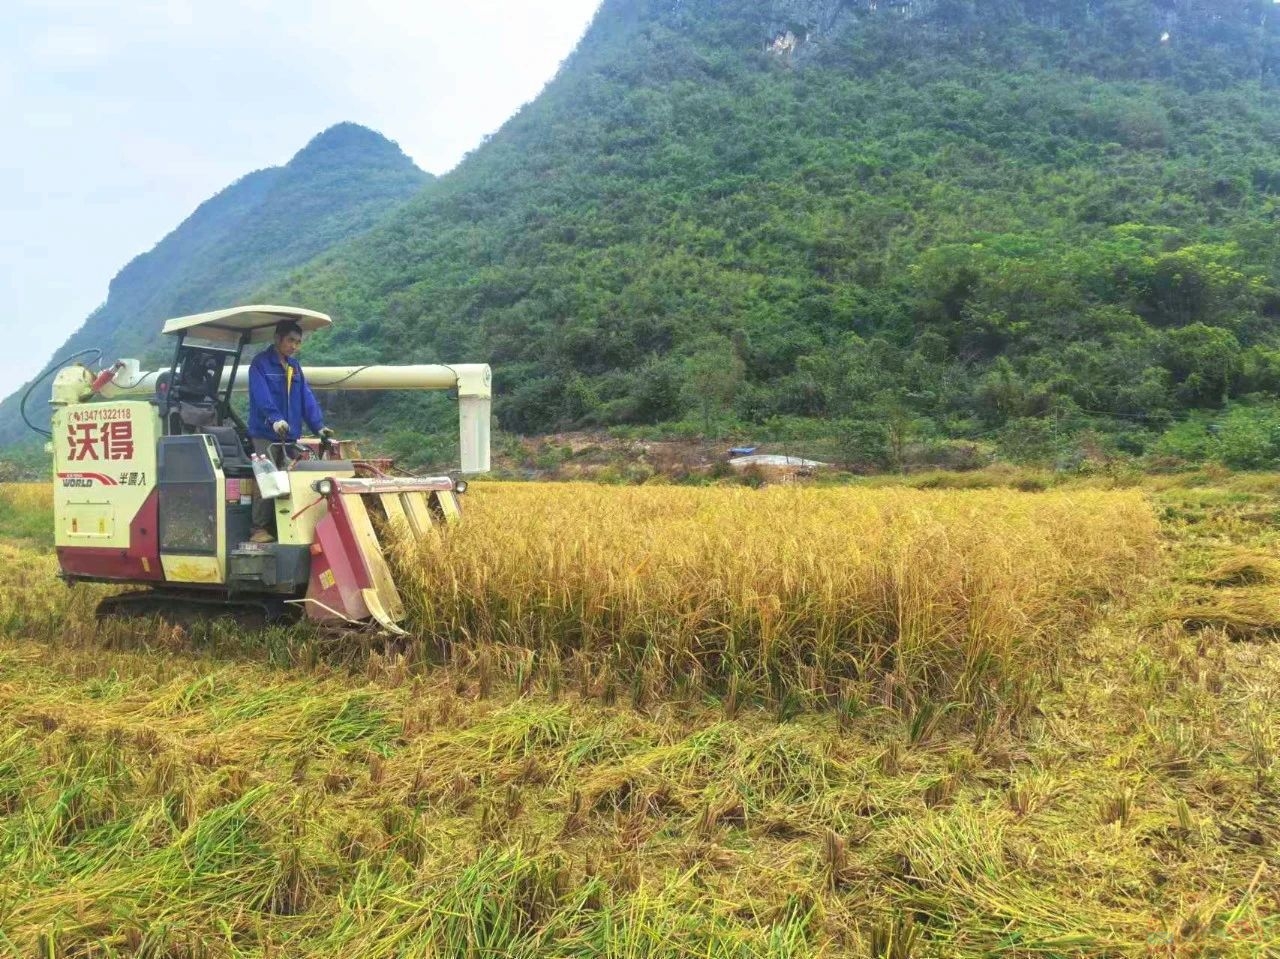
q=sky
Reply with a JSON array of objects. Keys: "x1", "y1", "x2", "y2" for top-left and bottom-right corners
[{"x1": 0, "y1": 0, "x2": 602, "y2": 386}]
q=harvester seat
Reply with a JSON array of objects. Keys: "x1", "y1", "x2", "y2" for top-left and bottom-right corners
[
  {"x1": 179, "y1": 400, "x2": 217, "y2": 429},
  {"x1": 202, "y1": 426, "x2": 253, "y2": 476},
  {"x1": 168, "y1": 348, "x2": 228, "y2": 434}
]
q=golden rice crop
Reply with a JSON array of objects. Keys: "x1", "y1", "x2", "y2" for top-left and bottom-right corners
[
  {"x1": 399, "y1": 484, "x2": 1159, "y2": 725},
  {"x1": 0, "y1": 483, "x2": 50, "y2": 510}
]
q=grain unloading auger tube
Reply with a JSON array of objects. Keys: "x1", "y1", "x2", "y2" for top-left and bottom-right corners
[{"x1": 42, "y1": 305, "x2": 491, "y2": 634}]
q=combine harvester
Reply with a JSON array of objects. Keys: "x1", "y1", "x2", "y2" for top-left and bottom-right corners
[{"x1": 41, "y1": 305, "x2": 490, "y2": 634}]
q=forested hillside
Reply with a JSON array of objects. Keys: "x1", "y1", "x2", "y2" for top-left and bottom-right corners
[
  {"x1": 280, "y1": 0, "x2": 1280, "y2": 465},
  {"x1": 0, "y1": 123, "x2": 430, "y2": 446}
]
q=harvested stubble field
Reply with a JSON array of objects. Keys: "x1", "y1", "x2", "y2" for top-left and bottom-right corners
[{"x1": 0, "y1": 477, "x2": 1277, "y2": 957}]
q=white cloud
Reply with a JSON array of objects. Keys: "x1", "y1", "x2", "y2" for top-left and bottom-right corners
[{"x1": 29, "y1": 29, "x2": 115, "y2": 68}]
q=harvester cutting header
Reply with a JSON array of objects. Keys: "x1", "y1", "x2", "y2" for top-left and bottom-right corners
[{"x1": 46, "y1": 305, "x2": 491, "y2": 633}]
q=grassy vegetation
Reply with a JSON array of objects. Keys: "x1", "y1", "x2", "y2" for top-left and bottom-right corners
[
  {"x1": 0, "y1": 479, "x2": 1277, "y2": 956},
  {"x1": 0, "y1": 484, "x2": 53, "y2": 548}
]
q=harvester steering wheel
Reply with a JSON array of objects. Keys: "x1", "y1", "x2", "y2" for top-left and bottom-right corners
[
  {"x1": 269, "y1": 441, "x2": 312, "y2": 466},
  {"x1": 269, "y1": 436, "x2": 338, "y2": 467}
]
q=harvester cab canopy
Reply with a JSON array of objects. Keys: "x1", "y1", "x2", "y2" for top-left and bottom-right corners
[{"x1": 161, "y1": 305, "x2": 333, "y2": 344}]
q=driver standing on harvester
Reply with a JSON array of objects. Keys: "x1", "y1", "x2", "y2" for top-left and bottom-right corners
[{"x1": 247, "y1": 319, "x2": 334, "y2": 543}]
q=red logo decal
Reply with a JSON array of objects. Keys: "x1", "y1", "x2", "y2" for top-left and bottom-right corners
[
  {"x1": 58, "y1": 472, "x2": 119, "y2": 487},
  {"x1": 67, "y1": 419, "x2": 134, "y2": 462}
]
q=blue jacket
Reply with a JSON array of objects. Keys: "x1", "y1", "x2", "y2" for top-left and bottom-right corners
[{"x1": 246, "y1": 346, "x2": 325, "y2": 441}]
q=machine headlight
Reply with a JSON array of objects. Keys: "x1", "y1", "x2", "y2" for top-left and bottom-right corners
[
  {"x1": 454, "y1": 480, "x2": 469, "y2": 495},
  {"x1": 313, "y1": 478, "x2": 334, "y2": 496}
]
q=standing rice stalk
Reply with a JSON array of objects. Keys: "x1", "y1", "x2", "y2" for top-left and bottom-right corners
[{"x1": 397, "y1": 484, "x2": 1158, "y2": 728}]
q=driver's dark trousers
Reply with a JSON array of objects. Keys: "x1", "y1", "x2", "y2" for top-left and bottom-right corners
[{"x1": 251, "y1": 438, "x2": 286, "y2": 532}]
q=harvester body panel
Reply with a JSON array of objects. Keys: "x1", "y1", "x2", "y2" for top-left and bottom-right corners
[
  {"x1": 53, "y1": 401, "x2": 163, "y2": 582},
  {"x1": 273, "y1": 467, "x2": 355, "y2": 547}
]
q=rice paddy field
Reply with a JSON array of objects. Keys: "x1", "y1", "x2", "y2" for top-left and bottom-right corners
[{"x1": 0, "y1": 476, "x2": 1278, "y2": 957}]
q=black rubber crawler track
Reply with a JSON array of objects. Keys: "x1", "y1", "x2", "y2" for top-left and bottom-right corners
[{"x1": 96, "y1": 591, "x2": 302, "y2": 631}]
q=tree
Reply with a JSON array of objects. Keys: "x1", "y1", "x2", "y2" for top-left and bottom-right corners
[
  {"x1": 682, "y1": 336, "x2": 745, "y2": 437},
  {"x1": 1164, "y1": 324, "x2": 1243, "y2": 406}
]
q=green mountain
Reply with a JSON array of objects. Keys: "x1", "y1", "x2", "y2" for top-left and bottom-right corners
[
  {"x1": 0, "y1": 123, "x2": 430, "y2": 446},
  {"x1": 277, "y1": 0, "x2": 1280, "y2": 464}
]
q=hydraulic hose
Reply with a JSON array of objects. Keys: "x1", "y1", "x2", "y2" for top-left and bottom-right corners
[{"x1": 19, "y1": 349, "x2": 103, "y2": 438}]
